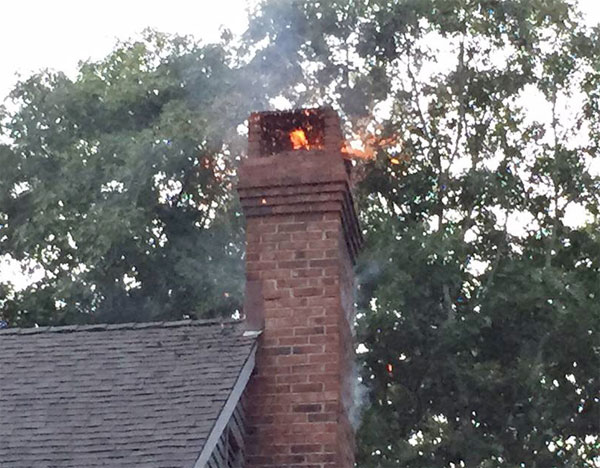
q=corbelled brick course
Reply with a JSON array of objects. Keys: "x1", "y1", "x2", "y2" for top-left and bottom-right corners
[{"x1": 239, "y1": 108, "x2": 362, "y2": 468}]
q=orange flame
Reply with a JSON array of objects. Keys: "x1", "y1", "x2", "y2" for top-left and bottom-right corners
[
  {"x1": 341, "y1": 132, "x2": 402, "y2": 162},
  {"x1": 341, "y1": 143, "x2": 374, "y2": 160},
  {"x1": 290, "y1": 128, "x2": 310, "y2": 150}
]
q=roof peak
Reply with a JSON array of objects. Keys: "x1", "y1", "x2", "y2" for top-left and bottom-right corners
[{"x1": 0, "y1": 318, "x2": 242, "y2": 336}]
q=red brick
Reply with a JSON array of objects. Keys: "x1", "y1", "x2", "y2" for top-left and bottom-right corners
[
  {"x1": 265, "y1": 308, "x2": 293, "y2": 319},
  {"x1": 259, "y1": 269, "x2": 291, "y2": 280},
  {"x1": 309, "y1": 259, "x2": 337, "y2": 268},
  {"x1": 309, "y1": 353, "x2": 339, "y2": 364},
  {"x1": 265, "y1": 346, "x2": 292, "y2": 355},
  {"x1": 307, "y1": 296, "x2": 339, "y2": 307},
  {"x1": 261, "y1": 232, "x2": 291, "y2": 242},
  {"x1": 295, "y1": 212, "x2": 325, "y2": 222},
  {"x1": 292, "y1": 403, "x2": 322, "y2": 413},
  {"x1": 294, "y1": 326, "x2": 324, "y2": 336},
  {"x1": 247, "y1": 260, "x2": 278, "y2": 271},
  {"x1": 308, "y1": 335, "x2": 329, "y2": 345},
  {"x1": 309, "y1": 315, "x2": 337, "y2": 326},
  {"x1": 307, "y1": 220, "x2": 339, "y2": 231},
  {"x1": 278, "y1": 260, "x2": 309, "y2": 269},
  {"x1": 308, "y1": 412, "x2": 337, "y2": 422},
  {"x1": 277, "y1": 354, "x2": 308, "y2": 366},
  {"x1": 293, "y1": 287, "x2": 323, "y2": 297},
  {"x1": 291, "y1": 268, "x2": 323, "y2": 278},
  {"x1": 277, "y1": 278, "x2": 309, "y2": 289},
  {"x1": 277, "y1": 374, "x2": 308, "y2": 384},
  {"x1": 291, "y1": 231, "x2": 324, "y2": 241},
  {"x1": 292, "y1": 345, "x2": 324, "y2": 354},
  {"x1": 259, "y1": 364, "x2": 292, "y2": 376},
  {"x1": 291, "y1": 363, "x2": 325, "y2": 374},
  {"x1": 291, "y1": 382, "x2": 323, "y2": 393},
  {"x1": 246, "y1": 252, "x2": 260, "y2": 262},
  {"x1": 275, "y1": 296, "x2": 309, "y2": 308},
  {"x1": 291, "y1": 444, "x2": 322, "y2": 454},
  {"x1": 264, "y1": 327, "x2": 294, "y2": 338},
  {"x1": 294, "y1": 249, "x2": 325, "y2": 260},
  {"x1": 280, "y1": 240, "x2": 309, "y2": 250},
  {"x1": 256, "y1": 223, "x2": 277, "y2": 234},
  {"x1": 278, "y1": 222, "x2": 308, "y2": 232},
  {"x1": 278, "y1": 336, "x2": 309, "y2": 346},
  {"x1": 261, "y1": 250, "x2": 294, "y2": 261}
]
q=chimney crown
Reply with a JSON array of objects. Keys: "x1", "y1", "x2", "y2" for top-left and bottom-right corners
[{"x1": 247, "y1": 107, "x2": 344, "y2": 158}]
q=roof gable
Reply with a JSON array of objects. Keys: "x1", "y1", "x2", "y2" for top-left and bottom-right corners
[{"x1": 0, "y1": 320, "x2": 257, "y2": 468}]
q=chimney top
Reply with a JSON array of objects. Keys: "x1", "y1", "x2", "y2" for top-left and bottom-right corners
[
  {"x1": 240, "y1": 107, "x2": 362, "y2": 263},
  {"x1": 248, "y1": 107, "x2": 344, "y2": 159}
]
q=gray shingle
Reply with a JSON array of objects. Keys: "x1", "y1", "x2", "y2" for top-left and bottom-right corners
[{"x1": 0, "y1": 320, "x2": 256, "y2": 467}]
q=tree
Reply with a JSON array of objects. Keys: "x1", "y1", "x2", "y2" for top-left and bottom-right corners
[
  {"x1": 0, "y1": 30, "x2": 260, "y2": 326},
  {"x1": 245, "y1": 0, "x2": 599, "y2": 465}
]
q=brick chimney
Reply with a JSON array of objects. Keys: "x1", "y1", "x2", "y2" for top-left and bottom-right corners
[{"x1": 238, "y1": 108, "x2": 362, "y2": 467}]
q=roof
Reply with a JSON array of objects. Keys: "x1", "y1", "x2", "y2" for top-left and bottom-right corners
[{"x1": 0, "y1": 319, "x2": 258, "y2": 468}]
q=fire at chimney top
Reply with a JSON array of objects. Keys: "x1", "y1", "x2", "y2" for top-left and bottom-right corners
[{"x1": 247, "y1": 107, "x2": 344, "y2": 158}]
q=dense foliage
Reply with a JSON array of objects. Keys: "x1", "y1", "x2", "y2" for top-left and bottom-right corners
[
  {"x1": 0, "y1": 31, "x2": 256, "y2": 324},
  {"x1": 1, "y1": 1, "x2": 599, "y2": 466}
]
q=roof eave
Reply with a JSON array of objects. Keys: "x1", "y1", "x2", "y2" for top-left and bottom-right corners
[{"x1": 193, "y1": 339, "x2": 258, "y2": 467}]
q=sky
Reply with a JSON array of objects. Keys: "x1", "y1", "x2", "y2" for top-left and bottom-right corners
[
  {"x1": 0, "y1": 0, "x2": 250, "y2": 101},
  {"x1": 0, "y1": 0, "x2": 598, "y2": 102}
]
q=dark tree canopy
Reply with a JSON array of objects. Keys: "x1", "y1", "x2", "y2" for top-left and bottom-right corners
[
  {"x1": 1, "y1": 2, "x2": 599, "y2": 466},
  {"x1": 0, "y1": 31, "x2": 261, "y2": 325}
]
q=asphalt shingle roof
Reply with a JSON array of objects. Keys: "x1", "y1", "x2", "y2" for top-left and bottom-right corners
[{"x1": 0, "y1": 319, "x2": 257, "y2": 468}]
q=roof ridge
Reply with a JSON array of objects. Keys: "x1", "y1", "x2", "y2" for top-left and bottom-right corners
[{"x1": 0, "y1": 318, "x2": 243, "y2": 335}]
